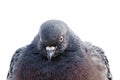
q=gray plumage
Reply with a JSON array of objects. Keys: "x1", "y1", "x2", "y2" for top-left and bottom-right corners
[{"x1": 7, "y1": 20, "x2": 112, "y2": 80}]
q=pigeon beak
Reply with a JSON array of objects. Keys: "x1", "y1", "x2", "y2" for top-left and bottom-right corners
[{"x1": 46, "y1": 46, "x2": 56, "y2": 61}]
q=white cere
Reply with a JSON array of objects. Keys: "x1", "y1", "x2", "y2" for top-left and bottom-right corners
[{"x1": 46, "y1": 46, "x2": 56, "y2": 51}]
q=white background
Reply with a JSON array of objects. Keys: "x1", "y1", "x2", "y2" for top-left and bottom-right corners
[{"x1": 0, "y1": 0, "x2": 120, "y2": 80}]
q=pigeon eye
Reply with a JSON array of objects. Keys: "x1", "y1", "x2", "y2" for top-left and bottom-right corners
[{"x1": 59, "y1": 36, "x2": 64, "y2": 42}]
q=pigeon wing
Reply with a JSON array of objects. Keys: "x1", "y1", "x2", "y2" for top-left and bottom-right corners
[
  {"x1": 84, "y1": 42, "x2": 112, "y2": 80},
  {"x1": 7, "y1": 47, "x2": 27, "y2": 80}
]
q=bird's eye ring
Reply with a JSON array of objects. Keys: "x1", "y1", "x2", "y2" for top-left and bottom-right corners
[{"x1": 59, "y1": 35, "x2": 64, "y2": 42}]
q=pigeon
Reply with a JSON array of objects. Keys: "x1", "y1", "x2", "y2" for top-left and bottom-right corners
[{"x1": 7, "y1": 20, "x2": 112, "y2": 80}]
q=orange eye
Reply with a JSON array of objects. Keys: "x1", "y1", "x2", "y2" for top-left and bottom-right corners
[{"x1": 59, "y1": 36, "x2": 64, "y2": 42}]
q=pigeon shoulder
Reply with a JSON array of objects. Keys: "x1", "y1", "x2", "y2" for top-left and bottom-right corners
[
  {"x1": 7, "y1": 46, "x2": 27, "y2": 80},
  {"x1": 84, "y1": 42, "x2": 112, "y2": 80}
]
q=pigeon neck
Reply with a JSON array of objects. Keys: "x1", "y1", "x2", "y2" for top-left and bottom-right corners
[{"x1": 66, "y1": 29, "x2": 81, "y2": 51}]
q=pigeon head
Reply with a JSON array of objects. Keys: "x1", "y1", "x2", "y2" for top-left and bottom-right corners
[{"x1": 38, "y1": 20, "x2": 69, "y2": 61}]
